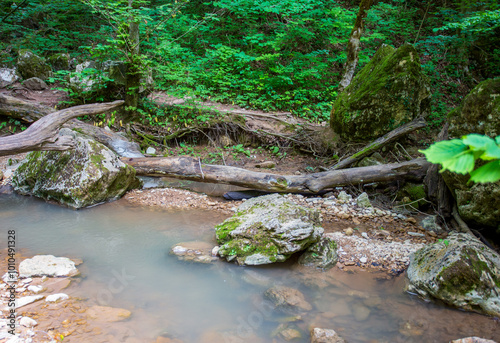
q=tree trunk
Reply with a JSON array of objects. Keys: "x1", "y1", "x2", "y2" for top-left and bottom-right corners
[
  {"x1": 124, "y1": 0, "x2": 141, "y2": 121},
  {"x1": 124, "y1": 156, "x2": 431, "y2": 194},
  {"x1": 338, "y1": 0, "x2": 373, "y2": 92},
  {"x1": 0, "y1": 94, "x2": 54, "y2": 123},
  {"x1": 0, "y1": 100, "x2": 124, "y2": 156}
]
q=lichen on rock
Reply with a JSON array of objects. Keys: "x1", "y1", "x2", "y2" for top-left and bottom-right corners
[
  {"x1": 12, "y1": 129, "x2": 140, "y2": 209},
  {"x1": 330, "y1": 43, "x2": 430, "y2": 142},
  {"x1": 215, "y1": 194, "x2": 324, "y2": 265},
  {"x1": 406, "y1": 232, "x2": 500, "y2": 317}
]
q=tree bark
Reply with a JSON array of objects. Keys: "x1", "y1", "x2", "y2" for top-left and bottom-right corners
[
  {"x1": 124, "y1": 156, "x2": 431, "y2": 194},
  {"x1": 0, "y1": 100, "x2": 124, "y2": 156},
  {"x1": 331, "y1": 117, "x2": 427, "y2": 170},
  {"x1": 124, "y1": 0, "x2": 141, "y2": 121},
  {"x1": 0, "y1": 93, "x2": 54, "y2": 123},
  {"x1": 338, "y1": 0, "x2": 373, "y2": 92}
]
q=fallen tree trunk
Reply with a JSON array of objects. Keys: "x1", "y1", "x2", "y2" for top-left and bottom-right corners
[
  {"x1": 0, "y1": 100, "x2": 124, "y2": 156},
  {"x1": 0, "y1": 93, "x2": 54, "y2": 123},
  {"x1": 331, "y1": 117, "x2": 427, "y2": 170},
  {"x1": 124, "y1": 156, "x2": 431, "y2": 193}
]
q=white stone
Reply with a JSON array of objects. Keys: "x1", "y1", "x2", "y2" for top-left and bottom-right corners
[
  {"x1": 0, "y1": 68, "x2": 19, "y2": 88},
  {"x1": 360, "y1": 257, "x2": 368, "y2": 264},
  {"x1": 20, "y1": 317, "x2": 37, "y2": 328},
  {"x1": 19, "y1": 255, "x2": 78, "y2": 277},
  {"x1": 146, "y1": 147, "x2": 156, "y2": 155},
  {"x1": 361, "y1": 232, "x2": 369, "y2": 239},
  {"x1": 16, "y1": 295, "x2": 44, "y2": 309},
  {"x1": 27, "y1": 285, "x2": 44, "y2": 294},
  {"x1": 45, "y1": 293, "x2": 69, "y2": 302}
]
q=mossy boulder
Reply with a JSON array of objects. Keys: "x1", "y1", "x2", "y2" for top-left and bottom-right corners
[
  {"x1": 443, "y1": 78, "x2": 500, "y2": 230},
  {"x1": 12, "y1": 129, "x2": 140, "y2": 209},
  {"x1": 47, "y1": 53, "x2": 70, "y2": 71},
  {"x1": 215, "y1": 194, "x2": 324, "y2": 265},
  {"x1": 298, "y1": 235, "x2": 338, "y2": 269},
  {"x1": 17, "y1": 49, "x2": 52, "y2": 80},
  {"x1": 330, "y1": 43, "x2": 431, "y2": 142},
  {"x1": 407, "y1": 232, "x2": 500, "y2": 317}
]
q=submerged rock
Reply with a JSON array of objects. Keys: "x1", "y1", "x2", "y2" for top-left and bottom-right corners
[
  {"x1": 170, "y1": 241, "x2": 218, "y2": 264},
  {"x1": 86, "y1": 305, "x2": 131, "y2": 322},
  {"x1": 12, "y1": 129, "x2": 140, "y2": 209},
  {"x1": 330, "y1": 43, "x2": 430, "y2": 142},
  {"x1": 298, "y1": 236, "x2": 338, "y2": 269},
  {"x1": 264, "y1": 285, "x2": 312, "y2": 314},
  {"x1": 406, "y1": 232, "x2": 500, "y2": 317},
  {"x1": 215, "y1": 194, "x2": 323, "y2": 265},
  {"x1": 19, "y1": 255, "x2": 79, "y2": 278},
  {"x1": 443, "y1": 78, "x2": 500, "y2": 231},
  {"x1": 17, "y1": 49, "x2": 52, "y2": 80},
  {"x1": 310, "y1": 328, "x2": 346, "y2": 343}
]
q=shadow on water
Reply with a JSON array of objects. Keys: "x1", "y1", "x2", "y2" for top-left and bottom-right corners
[{"x1": 1, "y1": 193, "x2": 499, "y2": 342}]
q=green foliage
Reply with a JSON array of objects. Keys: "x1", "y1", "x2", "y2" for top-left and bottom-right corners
[{"x1": 421, "y1": 134, "x2": 500, "y2": 183}]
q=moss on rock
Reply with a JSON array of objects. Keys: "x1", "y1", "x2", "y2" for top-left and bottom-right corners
[
  {"x1": 330, "y1": 43, "x2": 430, "y2": 142},
  {"x1": 17, "y1": 49, "x2": 52, "y2": 80}
]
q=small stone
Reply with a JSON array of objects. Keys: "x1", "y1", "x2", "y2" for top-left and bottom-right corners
[
  {"x1": 360, "y1": 257, "x2": 367, "y2": 264},
  {"x1": 337, "y1": 191, "x2": 352, "y2": 203},
  {"x1": 361, "y1": 232, "x2": 369, "y2": 239},
  {"x1": 310, "y1": 328, "x2": 346, "y2": 343},
  {"x1": 146, "y1": 147, "x2": 156, "y2": 155},
  {"x1": 211, "y1": 246, "x2": 220, "y2": 257},
  {"x1": 356, "y1": 192, "x2": 372, "y2": 208},
  {"x1": 255, "y1": 161, "x2": 275, "y2": 169},
  {"x1": 20, "y1": 317, "x2": 37, "y2": 328},
  {"x1": 46, "y1": 293, "x2": 69, "y2": 302},
  {"x1": 344, "y1": 228, "x2": 353, "y2": 236}
]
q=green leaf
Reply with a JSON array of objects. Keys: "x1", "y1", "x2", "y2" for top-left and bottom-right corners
[
  {"x1": 462, "y1": 134, "x2": 495, "y2": 151},
  {"x1": 441, "y1": 152, "x2": 475, "y2": 174},
  {"x1": 420, "y1": 139, "x2": 468, "y2": 163},
  {"x1": 480, "y1": 143, "x2": 500, "y2": 160},
  {"x1": 469, "y1": 161, "x2": 500, "y2": 183},
  {"x1": 495, "y1": 136, "x2": 500, "y2": 145}
]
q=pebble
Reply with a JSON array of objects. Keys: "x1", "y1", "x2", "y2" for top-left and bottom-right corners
[
  {"x1": 20, "y1": 317, "x2": 37, "y2": 328},
  {"x1": 360, "y1": 257, "x2": 367, "y2": 264},
  {"x1": 361, "y1": 232, "x2": 369, "y2": 239},
  {"x1": 27, "y1": 285, "x2": 44, "y2": 293}
]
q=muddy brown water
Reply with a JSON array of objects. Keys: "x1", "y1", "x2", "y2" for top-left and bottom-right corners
[{"x1": 1, "y1": 193, "x2": 499, "y2": 343}]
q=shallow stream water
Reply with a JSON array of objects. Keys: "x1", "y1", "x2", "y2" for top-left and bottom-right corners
[{"x1": 1, "y1": 193, "x2": 499, "y2": 343}]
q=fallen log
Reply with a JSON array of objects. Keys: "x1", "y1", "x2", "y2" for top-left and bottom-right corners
[
  {"x1": 0, "y1": 93, "x2": 55, "y2": 123},
  {"x1": 0, "y1": 100, "x2": 124, "y2": 156},
  {"x1": 124, "y1": 156, "x2": 431, "y2": 193},
  {"x1": 331, "y1": 117, "x2": 427, "y2": 170}
]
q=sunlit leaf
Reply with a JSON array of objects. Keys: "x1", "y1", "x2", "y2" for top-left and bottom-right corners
[
  {"x1": 462, "y1": 134, "x2": 495, "y2": 151},
  {"x1": 419, "y1": 139, "x2": 468, "y2": 163},
  {"x1": 441, "y1": 152, "x2": 475, "y2": 174},
  {"x1": 469, "y1": 161, "x2": 500, "y2": 183}
]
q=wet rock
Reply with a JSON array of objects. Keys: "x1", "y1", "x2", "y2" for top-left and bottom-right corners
[
  {"x1": 19, "y1": 255, "x2": 79, "y2": 277},
  {"x1": 19, "y1": 317, "x2": 37, "y2": 328},
  {"x1": 170, "y1": 241, "x2": 218, "y2": 264},
  {"x1": 0, "y1": 68, "x2": 19, "y2": 88},
  {"x1": 86, "y1": 305, "x2": 131, "y2": 322},
  {"x1": 17, "y1": 49, "x2": 52, "y2": 80},
  {"x1": 23, "y1": 77, "x2": 48, "y2": 90},
  {"x1": 27, "y1": 285, "x2": 44, "y2": 293},
  {"x1": 399, "y1": 321, "x2": 424, "y2": 337},
  {"x1": 420, "y1": 215, "x2": 444, "y2": 234},
  {"x1": 264, "y1": 285, "x2": 312, "y2": 314},
  {"x1": 330, "y1": 43, "x2": 430, "y2": 142},
  {"x1": 298, "y1": 236, "x2": 338, "y2": 269},
  {"x1": 13, "y1": 129, "x2": 140, "y2": 209},
  {"x1": 46, "y1": 293, "x2": 69, "y2": 302},
  {"x1": 444, "y1": 78, "x2": 500, "y2": 231},
  {"x1": 16, "y1": 295, "x2": 44, "y2": 309},
  {"x1": 310, "y1": 328, "x2": 346, "y2": 343},
  {"x1": 215, "y1": 194, "x2": 323, "y2": 265},
  {"x1": 356, "y1": 192, "x2": 371, "y2": 208},
  {"x1": 407, "y1": 232, "x2": 500, "y2": 317},
  {"x1": 271, "y1": 324, "x2": 302, "y2": 341},
  {"x1": 352, "y1": 302, "x2": 371, "y2": 321},
  {"x1": 451, "y1": 337, "x2": 497, "y2": 343}
]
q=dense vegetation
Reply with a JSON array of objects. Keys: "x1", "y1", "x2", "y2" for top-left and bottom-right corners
[{"x1": 1, "y1": 0, "x2": 499, "y2": 126}]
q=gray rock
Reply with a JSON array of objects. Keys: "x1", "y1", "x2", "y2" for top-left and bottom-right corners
[
  {"x1": 358, "y1": 152, "x2": 385, "y2": 167},
  {"x1": 12, "y1": 129, "x2": 140, "y2": 209},
  {"x1": 407, "y1": 232, "x2": 500, "y2": 317},
  {"x1": 215, "y1": 194, "x2": 323, "y2": 265},
  {"x1": 356, "y1": 192, "x2": 372, "y2": 208},
  {"x1": 0, "y1": 68, "x2": 19, "y2": 88},
  {"x1": 19, "y1": 255, "x2": 79, "y2": 277},
  {"x1": 337, "y1": 191, "x2": 352, "y2": 203},
  {"x1": 298, "y1": 236, "x2": 338, "y2": 269},
  {"x1": 23, "y1": 77, "x2": 48, "y2": 90},
  {"x1": 330, "y1": 43, "x2": 430, "y2": 142},
  {"x1": 264, "y1": 285, "x2": 312, "y2": 314},
  {"x1": 420, "y1": 216, "x2": 444, "y2": 234},
  {"x1": 170, "y1": 241, "x2": 218, "y2": 264},
  {"x1": 16, "y1": 49, "x2": 52, "y2": 80},
  {"x1": 146, "y1": 147, "x2": 156, "y2": 155},
  {"x1": 310, "y1": 328, "x2": 346, "y2": 343},
  {"x1": 451, "y1": 338, "x2": 497, "y2": 343},
  {"x1": 70, "y1": 61, "x2": 98, "y2": 92}
]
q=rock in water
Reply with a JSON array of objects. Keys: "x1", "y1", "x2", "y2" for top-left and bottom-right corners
[
  {"x1": 298, "y1": 236, "x2": 338, "y2": 269},
  {"x1": 310, "y1": 328, "x2": 346, "y2": 343},
  {"x1": 443, "y1": 78, "x2": 500, "y2": 231},
  {"x1": 264, "y1": 285, "x2": 312, "y2": 313},
  {"x1": 170, "y1": 241, "x2": 218, "y2": 264},
  {"x1": 215, "y1": 194, "x2": 323, "y2": 265},
  {"x1": 19, "y1": 255, "x2": 79, "y2": 277},
  {"x1": 330, "y1": 43, "x2": 430, "y2": 142},
  {"x1": 12, "y1": 129, "x2": 140, "y2": 209},
  {"x1": 407, "y1": 232, "x2": 500, "y2": 317}
]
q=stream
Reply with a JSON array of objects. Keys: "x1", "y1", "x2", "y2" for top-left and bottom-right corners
[{"x1": 1, "y1": 193, "x2": 499, "y2": 343}]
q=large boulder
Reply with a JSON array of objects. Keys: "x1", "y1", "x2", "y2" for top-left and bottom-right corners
[
  {"x1": 330, "y1": 43, "x2": 431, "y2": 142},
  {"x1": 17, "y1": 49, "x2": 52, "y2": 80},
  {"x1": 443, "y1": 78, "x2": 500, "y2": 230},
  {"x1": 406, "y1": 232, "x2": 500, "y2": 317},
  {"x1": 215, "y1": 194, "x2": 324, "y2": 265},
  {"x1": 12, "y1": 129, "x2": 140, "y2": 209}
]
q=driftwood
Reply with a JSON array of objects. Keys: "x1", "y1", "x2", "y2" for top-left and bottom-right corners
[
  {"x1": 0, "y1": 93, "x2": 54, "y2": 123},
  {"x1": 0, "y1": 100, "x2": 124, "y2": 156},
  {"x1": 331, "y1": 117, "x2": 427, "y2": 170},
  {"x1": 124, "y1": 156, "x2": 431, "y2": 193}
]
